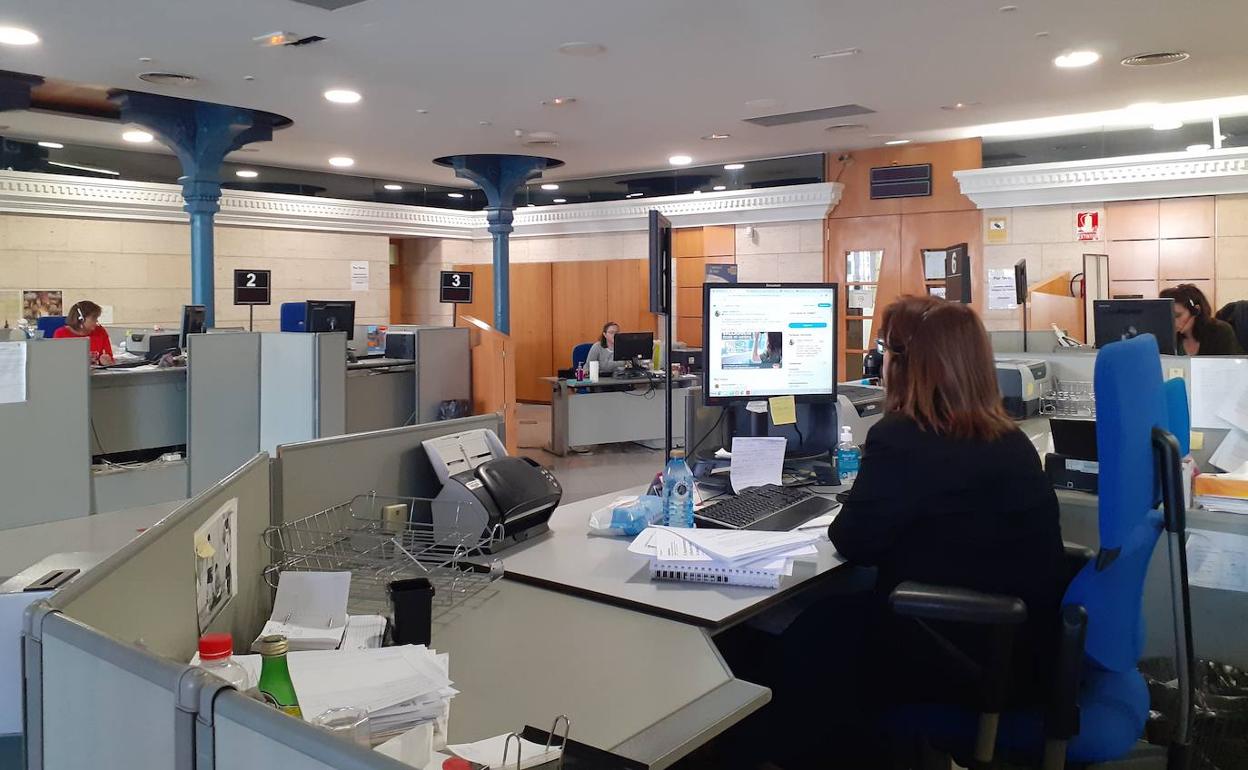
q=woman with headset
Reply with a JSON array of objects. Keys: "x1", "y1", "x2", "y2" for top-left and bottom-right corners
[
  {"x1": 53, "y1": 300, "x2": 115, "y2": 365},
  {"x1": 1159, "y1": 284, "x2": 1243, "y2": 356}
]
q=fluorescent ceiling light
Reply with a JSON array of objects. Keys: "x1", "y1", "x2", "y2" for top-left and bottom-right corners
[
  {"x1": 668, "y1": 155, "x2": 692, "y2": 166},
  {"x1": 48, "y1": 161, "x2": 119, "y2": 176},
  {"x1": 626, "y1": 192, "x2": 644, "y2": 198},
  {"x1": 885, "y1": 139, "x2": 911, "y2": 145},
  {"x1": 553, "y1": 198, "x2": 567, "y2": 203},
  {"x1": 1187, "y1": 144, "x2": 1212, "y2": 153},
  {"x1": 812, "y1": 48, "x2": 860, "y2": 59},
  {"x1": 723, "y1": 163, "x2": 745, "y2": 170},
  {"x1": 235, "y1": 170, "x2": 259, "y2": 178},
  {"x1": 37, "y1": 141, "x2": 63, "y2": 149},
  {"x1": 122, "y1": 130, "x2": 154, "y2": 143},
  {"x1": 541, "y1": 183, "x2": 559, "y2": 190},
  {"x1": 447, "y1": 192, "x2": 464, "y2": 199},
  {"x1": 958, "y1": 95, "x2": 1248, "y2": 140},
  {"x1": 383, "y1": 184, "x2": 403, "y2": 191},
  {"x1": 323, "y1": 89, "x2": 361, "y2": 104},
  {"x1": 1152, "y1": 119, "x2": 1183, "y2": 131},
  {"x1": 1054, "y1": 50, "x2": 1100, "y2": 68},
  {"x1": 328, "y1": 156, "x2": 355, "y2": 167},
  {"x1": 713, "y1": 185, "x2": 727, "y2": 191},
  {"x1": 0, "y1": 27, "x2": 39, "y2": 46}
]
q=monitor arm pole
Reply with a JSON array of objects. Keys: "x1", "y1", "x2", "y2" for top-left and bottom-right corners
[
  {"x1": 663, "y1": 306, "x2": 674, "y2": 464},
  {"x1": 1022, "y1": 297, "x2": 1029, "y2": 353}
]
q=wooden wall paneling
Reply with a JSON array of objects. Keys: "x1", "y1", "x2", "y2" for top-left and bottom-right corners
[
  {"x1": 1160, "y1": 278, "x2": 1216, "y2": 308},
  {"x1": 510, "y1": 262, "x2": 553, "y2": 403},
  {"x1": 672, "y1": 228, "x2": 705, "y2": 259},
  {"x1": 453, "y1": 263, "x2": 494, "y2": 325},
  {"x1": 900, "y1": 210, "x2": 984, "y2": 311},
  {"x1": 1160, "y1": 197, "x2": 1215, "y2": 239},
  {"x1": 551, "y1": 260, "x2": 610, "y2": 372},
  {"x1": 677, "y1": 317, "x2": 704, "y2": 347},
  {"x1": 606, "y1": 259, "x2": 651, "y2": 333},
  {"x1": 1106, "y1": 240, "x2": 1160, "y2": 281},
  {"x1": 1108, "y1": 279, "x2": 1159, "y2": 298},
  {"x1": 702, "y1": 225, "x2": 736, "y2": 257},
  {"x1": 827, "y1": 139, "x2": 982, "y2": 220},
  {"x1": 1106, "y1": 200, "x2": 1160, "y2": 240},
  {"x1": 676, "y1": 287, "x2": 703, "y2": 316},
  {"x1": 676, "y1": 256, "x2": 733, "y2": 288},
  {"x1": 1159, "y1": 238, "x2": 1215, "y2": 281}
]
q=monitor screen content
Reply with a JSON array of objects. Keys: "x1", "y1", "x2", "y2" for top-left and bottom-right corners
[
  {"x1": 307, "y1": 300, "x2": 356, "y2": 339},
  {"x1": 703, "y1": 283, "x2": 837, "y2": 403},
  {"x1": 1092, "y1": 299, "x2": 1175, "y2": 355}
]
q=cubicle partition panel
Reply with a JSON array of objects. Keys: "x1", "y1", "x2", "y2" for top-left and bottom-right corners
[
  {"x1": 388, "y1": 325, "x2": 472, "y2": 424},
  {"x1": 259, "y1": 333, "x2": 346, "y2": 455},
  {"x1": 0, "y1": 340, "x2": 91, "y2": 529},
  {"x1": 270, "y1": 412, "x2": 503, "y2": 525},
  {"x1": 188, "y1": 332, "x2": 261, "y2": 495},
  {"x1": 316, "y1": 332, "x2": 347, "y2": 438}
]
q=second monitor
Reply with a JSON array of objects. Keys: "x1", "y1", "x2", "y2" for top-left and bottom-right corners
[
  {"x1": 1092, "y1": 298, "x2": 1176, "y2": 355},
  {"x1": 613, "y1": 331, "x2": 654, "y2": 377}
]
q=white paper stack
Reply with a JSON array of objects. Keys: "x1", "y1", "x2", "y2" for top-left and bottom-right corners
[
  {"x1": 254, "y1": 571, "x2": 351, "y2": 652},
  {"x1": 628, "y1": 526, "x2": 818, "y2": 588},
  {"x1": 341, "y1": 614, "x2": 387, "y2": 650}
]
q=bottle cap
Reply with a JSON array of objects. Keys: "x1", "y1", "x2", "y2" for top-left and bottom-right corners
[
  {"x1": 669, "y1": 450, "x2": 686, "y2": 459},
  {"x1": 255, "y1": 634, "x2": 289, "y2": 657},
  {"x1": 198, "y1": 633, "x2": 234, "y2": 661}
]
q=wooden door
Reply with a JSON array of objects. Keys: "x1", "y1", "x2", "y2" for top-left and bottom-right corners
[
  {"x1": 827, "y1": 214, "x2": 901, "y2": 380},
  {"x1": 510, "y1": 263, "x2": 553, "y2": 403},
  {"x1": 551, "y1": 260, "x2": 610, "y2": 371}
]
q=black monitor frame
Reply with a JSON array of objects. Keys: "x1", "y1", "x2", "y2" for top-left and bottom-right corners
[
  {"x1": 180, "y1": 304, "x2": 206, "y2": 350},
  {"x1": 1092, "y1": 298, "x2": 1176, "y2": 355},
  {"x1": 307, "y1": 300, "x2": 356, "y2": 340},
  {"x1": 614, "y1": 331, "x2": 654, "y2": 369}
]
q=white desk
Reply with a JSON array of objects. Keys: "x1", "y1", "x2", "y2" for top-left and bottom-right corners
[
  {"x1": 0, "y1": 501, "x2": 180, "y2": 579},
  {"x1": 544, "y1": 375, "x2": 693, "y2": 456}
]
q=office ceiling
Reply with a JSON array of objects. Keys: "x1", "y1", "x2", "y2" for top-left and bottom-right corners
[{"x1": 1, "y1": 0, "x2": 1245, "y2": 185}]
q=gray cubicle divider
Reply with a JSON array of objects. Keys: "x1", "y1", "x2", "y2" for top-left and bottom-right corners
[
  {"x1": 259, "y1": 332, "x2": 347, "y2": 455},
  {"x1": 388, "y1": 325, "x2": 471, "y2": 423},
  {"x1": 317, "y1": 332, "x2": 347, "y2": 438},
  {"x1": 0, "y1": 339, "x2": 91, "y2": 529},
  {"x1": 270, "y1": 412, "x2": 502, "y2": 525},
  {"x1": 188, "y1": 332, "x2": 261, "y2": 496}
]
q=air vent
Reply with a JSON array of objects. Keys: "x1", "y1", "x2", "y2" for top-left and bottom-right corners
[
  {"x1": 138, "y1": 72, "x2": 199, "y2": 87},
  {"x1": 824, "y1": 123, "x2": 866, "y2": 133},
  {"x1": 520, "y1": 130, "x2": 559, "y2": 147},
  {"x1": 287, "y1": 0, "x2": 371, "y2": 9},
  {"x1": 744, "y1": 104, "x2": 874, "y2": 127},
  {"x1": 1121, "y1": 51, "x2": 1190, "y2": 67}
]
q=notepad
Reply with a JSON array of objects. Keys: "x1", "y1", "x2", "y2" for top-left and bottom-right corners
[{"x1": 254, "y1": 571, "x2": 351, "y2": 651}]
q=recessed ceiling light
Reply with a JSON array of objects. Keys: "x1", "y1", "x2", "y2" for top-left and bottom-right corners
[
  {"x1": 626, "y1": 192, "x2": 644, "y2": 198},
  {"x1": 1187, "y1": 144, "x2": 1212, "y2": 153},
  {"x1": 254, "y1": 31, "x2": 297, "y2": 47},
  {"x1": 383, "y1": 184, "x2": 403, "y2": 191},
  {"x1": 885, "y1": 139, "x2": 911, "y2": 145},
  {"x1": 1152, "y1": 119, "x2": 1183, "y2": 131},
  {"x1": 478, "y1": 120, "x2": 492, "y2": 127},
  {"x1": 1121, "y1": 51, "x2": 1190, "y2": 68},
  {"x1": 37, "y1": 141, "x2": 63, "y2": 149},
  {"x1": 668, "y1": 155, "x2": 693, "y2": 166},
  {"x1": 812, "y1": 48, "x2": 860, "y2": 59},
  {"x1": 542, "y1": 97, "x2": 577, "y2": 107},
  {"x1": 713, "y1": 185, "x2": 727, "y2": 191},
  {"x1": 122, "y1": 129, "x2": 154, "y2": 143},
  {"x1": 553, "y1": 198, "x2": 567, "y2": 204},
  {"x1": 138, "y1": 56, "x2": 153, "y2": 63},
  {"x1": 999, "y1": 5, "x2": 1018, "y2": 12},
  {"x1": 723, "y1": 163, "x2": 745, "y2": 170},
  {"x1": 692, "y1": 190, "x2": 703, "y2": 195},
  {"x1": 243, "y1": 75, "x2": 256, "y2": 82},
  {"x1": 235, "y1": 170, "x2": 259, "y2": 178},
  {"x1": 940, "y1": 102, "x2": 979, "y2": 111},
  {"x1": 0, "y1": 27, "x2": 39, "y2": 46},
  {"x1": 416, "y1": 108, "x2": 429, "y2": 114},
  {"x1": 328, "y1": 156, "x2": 355, "y2": 167},
  {"x1": 447, "y1": 192, "x2": 465, "y2": 199},
  {"x1": 557, "y1": 42, "x2": 606, "y2": 57},
  {"x1": 1034, "y1": 31, "x2": 1050, "y2": 38},
  {"x1": 323, "y1": 89, "x2": 362, "y2": 104},
  {"x1": 701, "y1": 133, "x2": 731, "y2": 140},
  {"x1": 541, "y1": 183, "x2": 559, "y2": 191},
  {"x1": 1054, "y1": 50, "x2": 1100, "y2": 68}
]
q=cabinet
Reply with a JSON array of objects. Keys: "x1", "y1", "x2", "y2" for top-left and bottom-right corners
[
  {"x1": 1159, "y1": 197, "x2": 1215, "y2": 239},
  {"x1": 1107, "y1": 240, "x2": 1159, "y2": 281},
  {"x1": 1159, "y1": 238, "x2": 1215, "y2": 281},
  {"x1": 1108, "y1": 279, "x2": 1158, "y2": 299},
  {"x1": 1106, "y1": 200, "x2": 1160, "y2": 240}
]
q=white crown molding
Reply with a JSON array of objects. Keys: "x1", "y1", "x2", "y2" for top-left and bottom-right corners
[
  {"x1": 955, "y1": 147, "x2": 1248, "y2": 208},
  {"x1": 0, "y1": 170, "x2": 839, "y2": 239}
]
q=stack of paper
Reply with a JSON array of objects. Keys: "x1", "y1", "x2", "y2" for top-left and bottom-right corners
[
  {"x1": 1194, "y1": 465, "x2": 1248, "y2": 515},
  {"x1": 254, "y1": 571, "x2": 351, "y2": 652},
  {"x1": 1191, "y1": 359, "x2": 1248, "y2": 472},
  {"x1": 628, "y1": 526, "x2": 818, "y2": 588},
  {"x1": 448, "y1": 734, "x2": 562, "y2": 770},
  {"x1": 341, "y1": 614, "x2": 387, "y2": 650}
]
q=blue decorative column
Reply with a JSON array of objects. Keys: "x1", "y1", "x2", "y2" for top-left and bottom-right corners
[
  {"x1": 112, "y1": 92, "x2": 290, "y2": 326},
  {"x1": 434, "y1": 154, "x2": 563, "y2": 334}
]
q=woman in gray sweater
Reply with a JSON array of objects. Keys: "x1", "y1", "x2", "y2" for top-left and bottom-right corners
[{"x1": 584, "y1": 321, "x2": 620, "y2": 373}]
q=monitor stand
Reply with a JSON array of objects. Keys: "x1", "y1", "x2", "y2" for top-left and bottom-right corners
[{"x1": 613, "y1": 357, "x2": 649, "y2": 379}]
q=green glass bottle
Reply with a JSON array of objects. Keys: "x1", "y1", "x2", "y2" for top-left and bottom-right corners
[{"x1": 256, "y1": 634, "x2": 302, "y2": 718}]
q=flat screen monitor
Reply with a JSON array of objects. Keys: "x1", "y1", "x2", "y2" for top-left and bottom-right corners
[
  {"x1": 702, "y1": 283, "x2": 838, "y2": 404},
  {"x1": 307, "y1": 300, "x2": 355, "y2": 339},
  {"x1": 1014, "y1": 259, "x2": 1028, "y2": 305},
  {"x1": 1092, "y1": 299, "x2": 1175, "y2": 355},
  {"x1": 180, "y1": 304, "x2": 206, "y2": 349},
  {"x1": 614, "y1": 332, "x2": 654, "y2": 368},
  {"x1": 648, "y1": 210, "x2": 672, "y2": 314}
]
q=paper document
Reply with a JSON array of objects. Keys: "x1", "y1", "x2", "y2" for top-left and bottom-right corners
[
  {"x1": 1219, "y1": 378, "x2": 1248, "y2": 435},
  {"x1": 1210, "y1": 429, "x2": 1248, "y2": 473},
  {"x1": 1186, "y1": 529, "x2": 1248, "y2": 593},
  {"x1": 448, "y1": 734, "x2": 562, "y2": 770},
  {"x1": 1190, "y1": 358, "x2": 1248, "y2": 429},
  {"x1": 0, "y1": 342, "x2": 26, "y2": 405},
  {"x1": 730, "y1": 436, "x2": 786, "y2": 493},
  {"x1": 257, "y1": 571, "x2": 351, "y2": 651},
  {"x1": 342, "y1": 614, "x2": 387, "y2": 650}
]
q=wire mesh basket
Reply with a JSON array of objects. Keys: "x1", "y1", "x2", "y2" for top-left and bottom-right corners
[
  {"x1": 263, "y1": 493, "x2": 504, "y2": 619},
  {"x1": 1041, "y1": 379, "x2": 1096, "y2": 418}
]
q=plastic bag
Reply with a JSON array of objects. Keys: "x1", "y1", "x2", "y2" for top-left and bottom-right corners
[{"x1": 588, "y1": 495, "x2": 665, "y2": 537}]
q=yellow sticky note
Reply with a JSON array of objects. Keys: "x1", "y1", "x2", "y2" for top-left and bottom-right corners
[
  {"x1": 769, "y1": 395, "x2": 797, "y2": 426},
  {"x1": 1191, "y1": 431, "x2": 1205, "y2": 451}
]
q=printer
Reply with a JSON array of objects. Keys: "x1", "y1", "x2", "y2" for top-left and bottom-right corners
[
  {"x1": 995, "y1": 359, "x2": 1051, "y2": 419},
  {"x1": 423, "y1": 429, "x2": 562, "y2": 552},
  {"x1": 836, "y1": 382, "x2": 886, "y2": 441},
  {"x1": 127, "y1": 331, "x2": 180, "y2": 361}
]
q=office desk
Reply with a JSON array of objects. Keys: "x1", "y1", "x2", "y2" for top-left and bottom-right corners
[
  {"x1": 544, "y1": 375, "x2": 694, "y2": 456},
  {"x1": 0, "y1": 500, "x2": 178, "y2": 579},
  {"x1": 346, "y1": 357, "x2": 415, "y2": 434},
  {"x1": 89, "y1": 366, "x2": 187, "y2": 455},
  {"x1": 496, "y1": 487, "x2": 847, "y2": 630}
]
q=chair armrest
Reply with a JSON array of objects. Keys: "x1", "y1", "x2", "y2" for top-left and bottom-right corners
[
  {"x1": 1046, "y1": 604, "x2": 1088, "y2": 740},
  {"x1": 889, "y1": 582, "x2": 1028, "y2": 626}
]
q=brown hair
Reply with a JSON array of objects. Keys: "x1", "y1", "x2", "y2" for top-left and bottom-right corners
[
  {"x1": 66, "y1": 300, "x2": 102, "y2": 331},
  {"x1": 1159, "y1": 283, "x2": 1212, "y2": 334},
  {"x1": 600, "y1": 321, "x2": 619, "y2": 347},
  {"x1": 878, "y1": 295, "x2": 1014, "y2": 441}
]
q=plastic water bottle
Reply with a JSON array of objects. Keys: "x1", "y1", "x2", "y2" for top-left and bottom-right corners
[
  {"x1": 837, "y1": 426, "x2": 861, "y2": 484},
  {"x1": 196, "y1": 632, "x2": 253, "y2": 694},
  {"x1": 663, "y1": 450, "x2": 695, "y2": 528}
]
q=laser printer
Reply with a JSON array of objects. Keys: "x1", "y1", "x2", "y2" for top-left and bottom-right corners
[
  {"x1": 995, "y1": 359, "x2": 1051, "y2": 419},
  {"x1": 836, "y1": 382, "x2": 886, "y2": 441},
  {"x1": 127, "y1": 331, "x2": 180, "y2": 361},
  {"x1": 423, "y1": 428, "x2": 562, "y2": 552}
]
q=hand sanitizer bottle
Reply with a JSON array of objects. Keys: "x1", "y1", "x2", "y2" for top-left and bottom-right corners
[{"x1": 837, "y1": 426, "x2": 861, "y2": 484}]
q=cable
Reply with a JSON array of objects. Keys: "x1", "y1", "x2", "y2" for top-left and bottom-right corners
[{"x1": 794, "y1": 423, "x2": 804, "y2": 449}]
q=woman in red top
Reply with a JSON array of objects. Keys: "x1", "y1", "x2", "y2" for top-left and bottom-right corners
[{"x1": 53, "y1": 300, "x2": 114, "y2": 365}]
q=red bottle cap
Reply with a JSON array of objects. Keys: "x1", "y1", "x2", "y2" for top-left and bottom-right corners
[{"x1": 198, "y1": 633, "x2": 234, "y2": 661}]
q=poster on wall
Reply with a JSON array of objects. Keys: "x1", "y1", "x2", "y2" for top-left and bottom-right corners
[
  {"x1": 987, "y1": 268, "x2": 1018, "y2": 310},
  {"x1": 986, "y1": 216, "x2": 1009, "y2": 244},
  {"x1": 22, "y1": 290, "x2": 63, "y2": 322},
  {"x1": 194, "y1": 497, "x2": 239, "y2": 634},
  {"x1": 705, "y1": 264, "x2": 738, "y2": 284},
  {"x1": 350, "y1": 261, "x2": 370, "y2": 292},
  {"x1": 1076, "y1": 211, "x2": 1100, "y2": 241}
]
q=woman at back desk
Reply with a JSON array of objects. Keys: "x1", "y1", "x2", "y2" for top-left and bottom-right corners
[{"x1": 583, "y1": 321, "x2": 620, "y2": 374}]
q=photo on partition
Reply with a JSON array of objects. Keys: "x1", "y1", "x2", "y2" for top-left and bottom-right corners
[
  {"x1": 194, "y1": 497, "x2": 239, "y2": 633},
  {"x1": 720, "y1": 331, "x2": 784, "y2": 369},
  {"x1": 21, "y1": 290, "x2": 63, "y2": 322}
]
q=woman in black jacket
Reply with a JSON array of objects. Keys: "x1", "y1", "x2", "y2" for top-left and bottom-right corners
[{"x1": 1161, "y1": 284, "x2": 1244, "y2": 356}]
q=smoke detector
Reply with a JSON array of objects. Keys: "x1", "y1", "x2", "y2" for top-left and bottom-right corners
[
  {"x1": 1121, "y1": 51, "x2": 1190, "y2": 67},
  {"x1": 138, "y1": 72, "x2": 199, "y2": 87}
]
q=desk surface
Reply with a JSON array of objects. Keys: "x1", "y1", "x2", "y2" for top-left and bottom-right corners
[
  {"x1": 496, "y1": 486, "x2": 846, "y2": 630},
  {"x1": 543, "y1": 374, "x2": 698, "y2": 388},
  {"x1": 0, "y1": 501, "x2": 180, "y2": 579},
  {"x1": 347, "y1": 357, "x2": 414, "y2": 371}
]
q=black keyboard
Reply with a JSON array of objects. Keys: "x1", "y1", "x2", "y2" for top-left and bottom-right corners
[{"x1": 694, "y1": 484, "x2": 836, "y2": 531}]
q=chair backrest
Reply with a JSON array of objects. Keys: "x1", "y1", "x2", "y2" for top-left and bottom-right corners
[
  {"x1": 1164, "y1": 378, "x2": 1191, "y2": 457},
  {"x1": 1063, "y1": 334, "x2": 1168, "y2": 671},
  {"x1": 1216, "y1": 299, "x2": 1248, "y2": 352},
  {"x1": 37, "y1": 315, "x2": 67, "y2": 338},
  {"x1": 572, "y1": 342, "x2": 593, "y2": 369}
]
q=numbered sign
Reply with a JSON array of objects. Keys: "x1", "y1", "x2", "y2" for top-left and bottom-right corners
[
  {"x1": 439, "y1": 271, "x2": 473, "y2": 304},
  {"x1": 233, "y1": 269, "x2": 271, "y2": 305}
]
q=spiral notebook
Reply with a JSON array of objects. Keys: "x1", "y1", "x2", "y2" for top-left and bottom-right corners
[{"x1": 629, "y1": 527, "x2": 817, "y2": 589}]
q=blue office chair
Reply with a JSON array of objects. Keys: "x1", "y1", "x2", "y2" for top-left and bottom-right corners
[
  {"x1": 886, "y1": 334, "x2": 1194, "y2": 769},
  {"x1": 572, "y1": 342, "x2": 592, "y2": 370},
  {"x1": 36, "y1": 315, "x2": 66, "y2": 339}
]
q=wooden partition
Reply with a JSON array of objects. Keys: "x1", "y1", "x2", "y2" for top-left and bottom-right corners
[
  {"x1": 458, "y1": 314, "x2": 517, "y2": 455},
  {"x1": 453, "y1": 262, "x2": 553, "y2": 404},
  {"x1": 674, "y1": 225, "x2": 735, "y2": 346},
  {"x1": 1027, "y1": 272, "x2": 1085, "y2": 342}
]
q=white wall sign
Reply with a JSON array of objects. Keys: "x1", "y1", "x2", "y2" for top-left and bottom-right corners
[
  {"x1": 987, "y1": 269, "x2": 1018, "y2": 310},
  {"x1": 350, "y1": 261, "x2": 370, "y2": 292}
]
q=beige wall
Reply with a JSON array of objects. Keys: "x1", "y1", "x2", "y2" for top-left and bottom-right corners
[
  {"x1": 1216, "y1": 195, "x2": 1248, "y2": 302},
  {"x1": 0, "y1": 214, "x2": 390, "y2": 330}
]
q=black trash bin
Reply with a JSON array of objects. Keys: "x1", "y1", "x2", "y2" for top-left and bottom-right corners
[{"x1": 1142, "y1": 657, "x2": 1248, "y2": 770}]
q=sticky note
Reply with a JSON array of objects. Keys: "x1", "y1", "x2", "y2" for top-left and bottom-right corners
[
  {"x1": 1191, "y1": 431, "x2": 1205, "y2": 451},
  {"x1": 1169, "y1": 367, "x2": 1185, "y2": 381},
  {"x1": 768, "y1": 395, "x2": 797, "y2": 425}
]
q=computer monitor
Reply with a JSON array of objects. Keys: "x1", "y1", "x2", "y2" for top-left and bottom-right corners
[
  {"x1": 614, "y1": 332, "x2": 654, "y2": 371},
  {"x1": 307, "y1": 300, "x2": 356, "y2": 339},
  {"x1": 1092, "y1": 299, "x2": 1176, "y2": 355},
  {"x1": 702, "y1": 283, "x2": 838, "y2": 405},
  {"x1": 180, "y1": 304, "x2": 206, "y2": 350}
]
